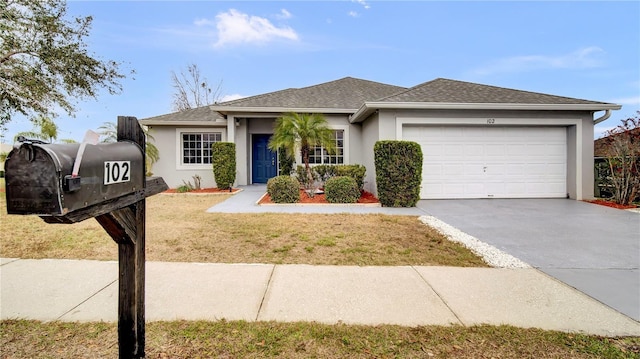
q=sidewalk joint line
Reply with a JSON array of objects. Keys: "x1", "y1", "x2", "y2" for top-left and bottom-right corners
[
  {"x1": 0, "y1": 258, "x2": 21, "y2": 267},
  {"x1": 56, "y1": 278, "x2": 118, "y2": 320},
  {"x1": 411, "y1": 266, "x2": 464, "y2": 326},
  {"x1": 255, "y1": 264, "x2": 276, "y2": 321}
]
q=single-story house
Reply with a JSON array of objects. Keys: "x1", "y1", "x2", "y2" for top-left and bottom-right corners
[{"x1": 140, "y1": 77, "x2": 621, "y2": 200}]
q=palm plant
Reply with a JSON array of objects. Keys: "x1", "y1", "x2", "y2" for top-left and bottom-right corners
[
  {"x1": 14, "y1": 116, "x2": 60, "y2": 143},
  {"x1": 268, "y1": 113, "x2": 335, "y2": 194},
  {"x1": 98, "y1": 121, "x2": 160, "y2": 176}
]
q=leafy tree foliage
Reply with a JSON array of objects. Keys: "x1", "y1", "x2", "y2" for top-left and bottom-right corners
[
  {"x1": 1, "y1": 0, "x2": 130, "y2": 126},
  {"x1": 171, "y1": 63, "x2": 222, "y2": 111},
  {"x1": 601, "y1": 112, "x2": 640, "y2": 205},
  {"x1": 267, "y1": 112, "x2": 335, "y2": 195}
]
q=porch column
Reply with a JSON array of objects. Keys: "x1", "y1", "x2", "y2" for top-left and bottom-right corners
[{"x1": 227, "y1": 115, "x2": 236, "y2": 143}]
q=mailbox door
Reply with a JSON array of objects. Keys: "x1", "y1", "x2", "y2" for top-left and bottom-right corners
[
  {"x1": 5, "y1": 142, "x2": 144, "y2": 216},
  {"x1": 5, "y1": 144, "x2": 64, "y2": 215}
]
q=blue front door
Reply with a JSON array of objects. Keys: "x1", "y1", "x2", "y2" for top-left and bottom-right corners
[{"x1": 252, "y1": 134, "x2": 277, "y2": 183}]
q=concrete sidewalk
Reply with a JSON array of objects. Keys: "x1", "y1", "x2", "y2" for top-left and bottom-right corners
[{"x1": 1, "y1": 258, "x2": 638, "y2": 337}]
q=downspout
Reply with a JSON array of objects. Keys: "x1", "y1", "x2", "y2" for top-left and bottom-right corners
[{"x1": 593, "y1": 109, "x2": 611, "y2": 124}]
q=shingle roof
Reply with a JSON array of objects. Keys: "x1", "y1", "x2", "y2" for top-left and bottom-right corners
[
  {"x1": 140, "y1": 105, "x2": 222, "y2": 123},
  {"x1": 594, "y1": 127, "x2": 640, "y2": 157},
  {"x1": 216, "y1": 77, "x2": 406, "y2": 110},
  {"x1": 379, "y1": 78, "x2": 608, "y2": 105},
  {"x1": 141, "y1": 77, "x2": 620, "y2": 124}
]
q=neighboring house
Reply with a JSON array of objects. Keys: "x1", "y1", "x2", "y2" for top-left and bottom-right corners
[
  {"x1": 140, "y1": 77, "x2": 620, "y2": 200},
  {"x1": 594, "y1": 128, "x2": 640, "y2": 157}
]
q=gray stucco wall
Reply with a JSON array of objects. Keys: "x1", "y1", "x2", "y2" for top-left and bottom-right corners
[
  {"x1": 361, "y1": 112, "x2": 380, "y2": 195},
  {"x1": 361, "y1": 109, "x2": 596, "y2": 200},
  {"x1": 148, "y1": 108, "x2": 596, "y2": 199},
  {"x1": 147, "y1": 124, "x2": 227, "y2": 189}
]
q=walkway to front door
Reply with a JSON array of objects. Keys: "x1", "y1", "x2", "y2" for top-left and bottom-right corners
[{"x1": 252, "y1": 134, "x2": 277, "y2": 183}]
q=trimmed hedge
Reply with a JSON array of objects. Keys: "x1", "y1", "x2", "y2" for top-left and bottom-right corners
[
  {"x1": 267, "y1": 176, "x2": 300, "y2": 203},
  {"x1": 335, "y1": 164, "x2": 366, "y2": 190},
  {"x1": 297, "y1": 164, "x2": 366, "y2": 190},
  {"x1": 374, "y1": 141, "x2": 423, "y2": 207},
  {"x1": 212, "y1": 142, "x2": 236, "y2": 190},
  {"x1": 325, "y1": 176, "x2": 360, "y2": 203}
]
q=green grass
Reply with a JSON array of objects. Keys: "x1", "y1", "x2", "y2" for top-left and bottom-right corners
[
  {"x1": 1, "y1": 320, "x2": 638, "y2": 358},
  {"x1": 0, "y1": 192, "x2": 487, "y2": 267}
]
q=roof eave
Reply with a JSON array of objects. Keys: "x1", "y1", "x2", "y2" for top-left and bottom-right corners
[
  {"x1": 349, "y1": 102, "x2": 622, "y2": 123},
  {"x1": 211, "y1": 106, "x2": 357, "y2": 116},
  {"x1": 139, "y1": 119, "x2": 227, "y2": 126}
]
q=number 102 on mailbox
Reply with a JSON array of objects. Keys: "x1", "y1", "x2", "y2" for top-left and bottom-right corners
[{"x1": 104, "y1": 161, "x2": 131, "y2": 185}]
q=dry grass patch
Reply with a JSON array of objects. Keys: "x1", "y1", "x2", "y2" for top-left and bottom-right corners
[
  {"x1": 1, "y1": 193, "x2": 485, "y2": 266},
  {"x1": 2, "y1": 320, "x2": 638, "y2": 358}
]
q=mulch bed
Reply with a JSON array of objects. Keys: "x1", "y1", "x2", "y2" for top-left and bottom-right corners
[
  {"x1": 259, "y1": 189, "x2": 380, "y2": 204},
  {"x1": 163, "y1": 187, "x2": 241, "y2": 194},
  {"x1": 586, "y1": 199, "x2": 638, "y2": 209}
]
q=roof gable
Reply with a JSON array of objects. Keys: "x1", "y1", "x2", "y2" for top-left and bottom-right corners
[
  {"x1": 216, "y1": 77, "x2": 406, "y2": 111},
  {"x1": 140, "y1": 105, "x2": 222, "y2": 124},
  {"x1": 379, "y1": 78, "x2": 609, "y2": 105}
]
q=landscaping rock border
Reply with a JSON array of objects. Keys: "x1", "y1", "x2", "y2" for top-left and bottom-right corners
[{"x1": 419, "y1": 215, "x2": 530, "y2": 268}]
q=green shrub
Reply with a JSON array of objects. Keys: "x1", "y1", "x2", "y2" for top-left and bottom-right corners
[
  {"x1": 267, "y1": 176, "x2": 300, "y2": 203},
  {"x1": 295, "y1": 165, "x2": 318, "y2": 188},
  {"x1": 335, "y1": 164, "x2": 366, "y2": 190},
  {"x1": 212, "y1": 142, "x2": 236, "y2": 190},
  {"x1": 314, "y1": 165, "x2": 336, "y2": 181},
  {"x1": 325, "y1": 176, "x2": 360, "y2": 203},
  {"x1": 176, "y1": 185, "x2": 190, "y2": 193},
  {"x1": 294, "y1": 164, "x2": 366, "y2": 191},
  {"x1": 374, "y1": 141, "x2": 423, "y2": 207}
]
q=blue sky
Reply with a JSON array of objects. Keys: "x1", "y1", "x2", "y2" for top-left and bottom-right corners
[{"x1": 4, "y1": 0, "x2": 639, "y2": 142}]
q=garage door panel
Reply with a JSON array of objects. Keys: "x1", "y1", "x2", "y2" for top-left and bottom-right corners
[
  {"x1": 404, "y1": 126, "x2": 567, "y2": 199},
  {"x1": 422, "y1": 144, "x2": 444, "y2": 156},
  {"x1": 485, "y1": 144, "x2": 506, "y2": 156},
  {"x1": 443, "y1": 165, "x2": 465, "y2": 176}
]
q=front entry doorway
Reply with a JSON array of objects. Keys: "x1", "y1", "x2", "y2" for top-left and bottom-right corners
[{"x1": 252, "y1": 134, "x2": 277, "y2": 183}]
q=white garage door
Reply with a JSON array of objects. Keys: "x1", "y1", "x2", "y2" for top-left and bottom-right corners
[{"x1": 403, "y1": 126, "x2": 567, "y2": 199}]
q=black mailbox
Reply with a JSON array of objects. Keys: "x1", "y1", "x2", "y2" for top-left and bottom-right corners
[{"x1": 5, "y1": 141, "x2": 144, "y2": 216}]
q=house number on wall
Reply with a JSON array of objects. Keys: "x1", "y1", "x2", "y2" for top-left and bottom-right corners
[{"x1": 487, "y1": 118, "x2": 496, "y2": 124}]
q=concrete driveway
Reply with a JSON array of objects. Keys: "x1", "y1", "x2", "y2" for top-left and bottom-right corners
[{"x1": 417, "y1": 199, "x2": 640, "y2": 321}]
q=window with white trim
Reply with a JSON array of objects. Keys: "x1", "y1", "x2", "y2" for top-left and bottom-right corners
[
  {"x1": 181, "y1": 132, "x2": 221, "y2": 165},
  {"x1": 309, "y1": 130, "x2": 344, "y2": 164}
]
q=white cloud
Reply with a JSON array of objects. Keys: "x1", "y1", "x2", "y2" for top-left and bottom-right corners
[
  {"x1": 473, "y1": 46, "x2": 605, "y2": 76},
  {"x1": 353, "y1": 0, "x2": 370, "y2": 9},
  {"x1": 609, "y1": 96, "x2": 640, "y2": 106},
  {"x1": 208, "y1": 9, "x2": 298, "y2": 48},
  {"x1": 348, "y1": 11, "x2": 359, "y2": 18},
  {"x1": 276, "y1": 9, "x2": 292, "y2": 20},
  {"x1": 219, "y1": 94, "x2": 245, "y2": 102}
]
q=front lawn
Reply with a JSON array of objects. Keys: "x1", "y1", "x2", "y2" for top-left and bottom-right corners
[
  {"x1": 0, "y1": 193, "x2": 486, "y2": 267},
  {"x1": 2, "y1": 320, "x2": 638, "y2": 359}
]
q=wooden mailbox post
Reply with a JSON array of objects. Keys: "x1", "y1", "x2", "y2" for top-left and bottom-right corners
[{"x1": 4, "y1": 116, "x2": 167, "y2": 358}]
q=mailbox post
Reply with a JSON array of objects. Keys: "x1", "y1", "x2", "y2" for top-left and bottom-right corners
[{"x1": 4, "y1": 116, "x2": 167, "y2": 359}]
